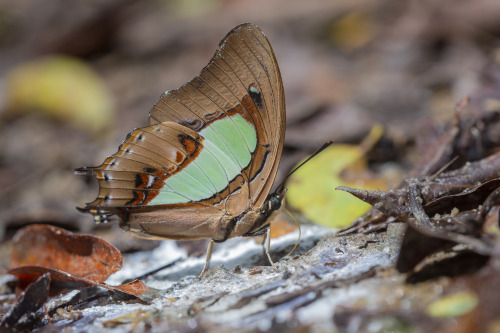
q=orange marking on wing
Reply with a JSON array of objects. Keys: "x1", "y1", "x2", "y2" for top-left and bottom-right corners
[
  {"x1": 175, "y1": 151, "x2": 184, "y2": 164},
  {"x1": 179, "y1": 135, "x2": 197, "y2": 155}
]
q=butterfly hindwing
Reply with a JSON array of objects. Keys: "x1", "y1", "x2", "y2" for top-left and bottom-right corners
[{"x1": 82, "y1": 120, "x2": 254, "y2": 207}]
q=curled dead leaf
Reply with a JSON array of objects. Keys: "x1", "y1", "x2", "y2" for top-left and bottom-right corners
[{"x1": 10, "y1": 224, "x2": 122, "y2": 282}]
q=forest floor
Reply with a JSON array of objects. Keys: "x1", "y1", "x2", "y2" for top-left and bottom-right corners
[{"x1": 1, "y1": 0, "x2": 500, "y2": 332}]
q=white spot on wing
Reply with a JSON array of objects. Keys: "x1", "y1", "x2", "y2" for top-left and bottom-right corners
[{"x1": 147, "y1": 175, "x2": 155, "y2": 187}]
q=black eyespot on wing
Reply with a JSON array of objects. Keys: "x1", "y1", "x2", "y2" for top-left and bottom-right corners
[
  {"x1": 144, "y1": 167, "x2": 156, "y2": 173},
  {"x1": 248, "y1": 83, "x2": 263, "y2": 109},
  {"x1": 134, "y1": 174, "x2": 143, "y2": 188}
]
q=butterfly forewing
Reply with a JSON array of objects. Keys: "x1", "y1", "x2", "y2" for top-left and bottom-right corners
[{"x1": 79, "y1": 23, "x2": 285, "y2": 238}]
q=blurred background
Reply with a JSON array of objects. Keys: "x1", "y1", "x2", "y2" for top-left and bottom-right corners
[{"x1": 1, "y1": 0, "x2": 500, "y2": 247}]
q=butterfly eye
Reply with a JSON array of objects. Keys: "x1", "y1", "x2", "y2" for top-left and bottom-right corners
[{"x1": 269, "y1": 195, "x2": 282, "y2": 211}]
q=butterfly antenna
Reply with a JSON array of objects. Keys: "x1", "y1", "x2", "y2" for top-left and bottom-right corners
[
  {"x1": 276, "y1": 140, "x2": 333, "y2": 193},
  {"x1": 284, "y1": 207, "x2": 301, "y2": 257}
]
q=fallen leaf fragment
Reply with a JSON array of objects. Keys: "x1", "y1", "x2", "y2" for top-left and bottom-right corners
[
  {"x1": 4, "y1": 56, "x2": 114, "y2": 132},
  {"x1": 484, "y1": 206, "x2": 500, "y2": 237},
  {"x1": 330, "y1": 11, "x2": 375, "y2": 51},
  {"x1": 426, "y1": 291, "x2": 479, "y2": 318},
  {"x1": 10, "y1": 224, "x2": 122, "y2": 282},
  {"x1": 8, "y1": 265, "x2": 101, "y2": 289},
  {"x1": 0, "y1": 273, "x2": 50, "y2": 330},
  {"x1": 7, "y1": 224, "x2": 153, "y2": 299},
  {"x1": 287, "y1": 140, "x2": 387, "y2": 228},
  {"x1": 113, "y1": 279, "x2": 149, "y2": 296},
  {"x1": 8, "y1": 266, "x2": 151, "y2": 299},
  {"x1": 270, "y1": 218, "x2": 297, "y2": 239},
  {"x1": 102, "y1": 310, "x2": 150, "y2": 328}
]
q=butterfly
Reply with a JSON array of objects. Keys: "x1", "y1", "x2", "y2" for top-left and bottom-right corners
[{"x1": 77, "y1": 23, "x2": 286, "y2": 276}]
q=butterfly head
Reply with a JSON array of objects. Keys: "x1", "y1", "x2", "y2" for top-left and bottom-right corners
[{"x1": 263, "y1": 189, "x2": 287, "y2": 217}]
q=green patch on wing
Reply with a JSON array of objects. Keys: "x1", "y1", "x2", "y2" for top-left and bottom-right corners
[
  {"x1": 202, "y1": 114, "x2": 257, "y2": 168},
  {"x1": 148, "y1": 114, "x2": 257, "y2": 205}
]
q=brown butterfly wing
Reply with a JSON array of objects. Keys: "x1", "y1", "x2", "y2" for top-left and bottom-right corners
[
  {"x1": 148, "y1": 23, "x2": 285, "y2": 212},
  {"x1": 78, "y1": 24, "x2": 285, "y2": 239},
  {"x1": 79, "y1": 122, "x2": 213, "y2": 207}
]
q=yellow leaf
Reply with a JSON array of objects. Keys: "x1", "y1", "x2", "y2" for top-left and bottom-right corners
[
  {"x1": 286, "y1": 126, "x2": 386, "y2": 228},
  {"x1": 167, "y1": 0, "x2": 220, "y2": 17},
  {"x1": 4, "y1": 56, "x2": 114, "y2": 132},
  {"x1": 426, "y1": 291, "x2": 479, "y2": 318},
  {"x1": 330, "y1": 11, "x2": 375, "y2": 51}
]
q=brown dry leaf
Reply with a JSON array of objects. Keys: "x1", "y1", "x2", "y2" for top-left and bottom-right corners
[
  {"x1": 270, "y1": 219, "x2": 297, "y2": 239},
  {"x1": 8, "y1": 266, "x2": 151, "y2": 299},
  {"x1": 0, "y1": 273, "x2": 51, "y2": 330},
  {"x1": 8, "y1": 265, "x2": 101, "y2": 288},
  {"x1": 10, "y1": 224, "x2": 122, "y2": 282},
  {"x1": 113, "y1": 279, "x2": 149, "y2": 296},
  {"x1": 8, "y1": 225, "x2": 152, "y2": 299}
]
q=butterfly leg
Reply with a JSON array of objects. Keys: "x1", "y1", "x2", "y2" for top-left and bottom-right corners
[
  {"x1": 265, "y1": 227, "x2": 274, "y2": 266},
  {"x1": 198, "y1": 239, "x2": 214, "y2": 279}
]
